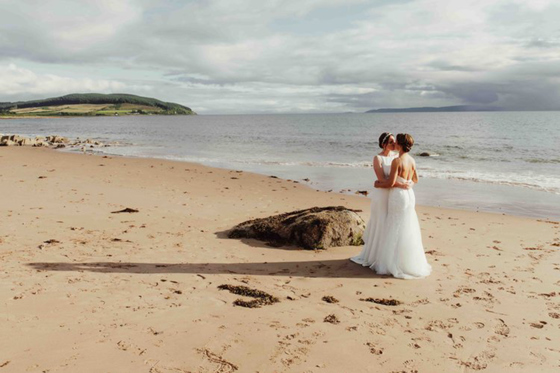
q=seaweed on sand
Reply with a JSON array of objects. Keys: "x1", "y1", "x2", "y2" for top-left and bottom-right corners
[
  {"x1": 322, "y1": 295, "x2": 339, "y2": 303},
  {"x1": 360, "y1": 297, "x2": 402, "y2": 306},
  {"x1": 218, "y1": 284, "x2": 279, "y2": 308},
  {"x1": 323, "y1": 314, "x2": 340, "y2": 324}
]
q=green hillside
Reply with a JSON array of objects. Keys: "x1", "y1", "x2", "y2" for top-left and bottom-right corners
[{"x1": 0, "y1": 93, "x2": 195, "y2": 116}]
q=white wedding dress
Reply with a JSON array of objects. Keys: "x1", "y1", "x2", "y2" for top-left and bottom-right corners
[
  {"x1": 350, "y1": 155, "x2": 394, "y2": 267},
  {"x1": 372, "y1": 176, "x2": 432, "y2": 279}
]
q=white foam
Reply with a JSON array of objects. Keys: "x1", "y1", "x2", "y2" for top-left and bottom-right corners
[
  {"x1": 418, "y1": 168, "x2": 560, "y2": 195},
  {"x1": 60, "y1": 144, "x2": 560, "y2": 196}
]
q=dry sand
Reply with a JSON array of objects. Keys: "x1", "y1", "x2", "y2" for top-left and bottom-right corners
[{"x1": 0, "y1": 146, "x2": 559, "y2": 373}]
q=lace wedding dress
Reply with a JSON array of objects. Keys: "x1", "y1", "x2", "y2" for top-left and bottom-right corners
[
  {"x1": 372, "y1": 176, "x2": 432, "y2": 279},
  {"x1": 350, "y1": 155, "x2": 394, "y2": 266}
]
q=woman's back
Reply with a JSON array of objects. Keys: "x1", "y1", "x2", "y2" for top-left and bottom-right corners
[{"x1": 397, "y1": 154, "x2": 417, "y2": 182}]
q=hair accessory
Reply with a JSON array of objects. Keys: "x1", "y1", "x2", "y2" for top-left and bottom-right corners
[{"x1": 381, "y1": 132, "x2": 393, "y2": 146}]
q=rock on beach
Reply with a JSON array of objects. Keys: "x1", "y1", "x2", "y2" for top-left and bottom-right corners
[{"x1": 228, "y1": 206, "x2": 366, "y2": 249}]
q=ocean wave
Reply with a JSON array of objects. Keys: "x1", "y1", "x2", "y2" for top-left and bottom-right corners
[
  {"x1": 154, "y1": 155, "x2": 560, "y2": 195},
  {"x1": 75, "y1": 150, "x2": 379, "y2": 169},
  {"x1": 70, "y1": 146, "x2": 560, "y2": 195},
  {"x1": 218, "y1": 159, "x2": 374, "y2": 169},
  {"x1": 418, "y1": 169, "x2": 560, "y2": 195},
  {"x1": 458, "y1": 155, "x2": 493, "y2": 161},
  {"x1": 526, "y1": 158, "x2": 560, "y2": 164}
]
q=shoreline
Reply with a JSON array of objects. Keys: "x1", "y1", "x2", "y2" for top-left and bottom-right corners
[
  {"x1": 1, "y1": 120, "x2": 558, "y2": 220},
  {"x1": 58, "y1": 145, "x2": 560, "y2": 221},
  {"x1": 0, "y1": 116, "x2": 64, "y2": 119},
  {"x1": 1, "y1": 145, "x2": 559, "y2": 372},
  {"x1": 3, "y1": 134, "x2": 559, "y2": 220},
  {"x1": 47, "y1": 143, "x2": 557, "y2": 221}
]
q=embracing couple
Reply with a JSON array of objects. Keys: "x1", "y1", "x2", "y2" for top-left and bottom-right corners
[{"x1": 351, "y1": 132, "x2": 432, "y2": 279}]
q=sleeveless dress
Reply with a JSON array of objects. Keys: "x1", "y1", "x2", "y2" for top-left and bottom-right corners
[
  {"x1": 350, "y1": 155, "x2": 394, "y2": 267},
  {"x1": 372, "y1": 176, "x2": 432, "y2": 279}
]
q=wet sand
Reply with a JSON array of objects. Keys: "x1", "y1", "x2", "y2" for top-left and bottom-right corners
[{"x1": 0, "y1": 146, "x2": 559, "y2": 372}]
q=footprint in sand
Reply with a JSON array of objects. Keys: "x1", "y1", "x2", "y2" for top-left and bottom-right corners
[
  {"x1": 494, "y1": 319, "x2": 510, "y2": 336},
  {"x1": 460, "y1": 350, "x2": 496, "y2": 371},
  {"x1": 424, "y1": 320, "x2": 454, "y2": 331},
  {"x1": 473, "y1": 291, "x2": 497, "y2": 305},
  {"x1": 117, "y1": 340, "x2": 146, "y2": 356},
  {"x1": 529, "y1": 321, "x2": 547, "y2": 329},
  {"x1": 146, "y1": 361, "x2": 198, "y2": 373},
  {"x1": 196, "y1": 348, "x2": 238, "y2": 373},
  {"x1": 453, "y1": 287, "x2": 476, "y2": 298},
  {"x1": 270, "y1": 333, "x2": 311, "y2": 368},
  {"x1": 366, "y1": 342, "x2": 384, "y2": 355}
]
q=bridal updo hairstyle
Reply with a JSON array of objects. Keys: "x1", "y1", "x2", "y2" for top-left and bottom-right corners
[
  {"x1": 378, "y1": 132, "x2": 392, "y2": 149},
  {"x1": 396, "y1": 133, "x2": 414, "y2": 153}
]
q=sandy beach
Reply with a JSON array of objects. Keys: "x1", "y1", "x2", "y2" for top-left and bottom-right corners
[{"x1": 1, "y1": 146, "x2": 559, "y2": 373}]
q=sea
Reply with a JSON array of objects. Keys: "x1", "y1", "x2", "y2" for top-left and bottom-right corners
[{"x1": 2, "y1": 112, "x2": 559, "y2": 219}]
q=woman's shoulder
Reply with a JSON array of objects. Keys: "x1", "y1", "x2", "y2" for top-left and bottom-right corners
[
  {"x1": 374, "y1": 153, "x2": 388, "y2": 162},
  {"x1": 376, "y1": 152, "x2": 397, "y2": 159}
]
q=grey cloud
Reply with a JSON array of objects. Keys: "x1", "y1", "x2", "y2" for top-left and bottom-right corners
[
  {"x1": 1, "y1": 0, "x2": 560, "y2": 113},
  {"x1": 172, "y1": 75, "x2": 235, "y2": 86},
  {"x1": 324, "y1": 85, "x2": 452, "y2": 111},
  {"x1": 496, "y1": 80, "x2": 560, "y2": 110},
  {"x1": 325, "y1": 91, "x2": 382, "y2": 108},
  {"x1": 427, "y1": 60, "x2": 480, "y2": 72},
  {"x1": 438, "y1": 84, "x2": 500, "y2": 105},
  {"x1": 438, "y1": 77, "x2": 560, "y2": 110},
  {"x1": 524, "y1": 38, "x2": 560, "y2": 49}
]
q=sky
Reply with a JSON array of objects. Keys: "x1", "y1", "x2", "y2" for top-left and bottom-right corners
[{"x1": 1, "y1": 0, "x2": 559, "y2": 114}]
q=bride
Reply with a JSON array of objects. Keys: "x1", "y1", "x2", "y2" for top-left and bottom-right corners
[
  {"x1": 372, "y1": 133, "x2": 432, "y2": 279},
  {"x1": 350, "y1": 132, "x2": 409, "y2": 267}
]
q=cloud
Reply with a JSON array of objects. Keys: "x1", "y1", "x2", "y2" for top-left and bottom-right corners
[
  {"x1": 524, "y1": 38, "x2": 560, "y2": 49},
  {"x1": 0, "y1": 64, "x2": 126, "y2": 100},
  {"x1": 0, "y1": 1, "x2": 141, "y2": 63},
  {"x1": 1, "y1": 0, "x2": 560, "y2": 112}
]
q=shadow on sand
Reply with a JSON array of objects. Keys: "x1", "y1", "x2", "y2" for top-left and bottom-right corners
[
  {"x1": 28, "y1": 227, "x2": 385, "y2": 279},
  {"x1": 213, "y1": 229, "x2": 302, "y2": 251},
  {"x1": 27, "y1": 259, "x2": 387, "y2": 279}
]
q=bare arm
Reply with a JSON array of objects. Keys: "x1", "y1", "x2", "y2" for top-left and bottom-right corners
[
  {"x1": 378, "y1": 179, "x2": 411, "y2": 189},
  {"x1": 375, "y1": 158, "x2": 400, "y2": 188},
  {"x1": 394, "y1": 179, "x2": 411, "y2": 189},
  {"x1": 412, "y1": 159, "x2": 418, "y2": 184},
  {"x1": 372, "y1": 156, "x2": 385, "y2": 182}
]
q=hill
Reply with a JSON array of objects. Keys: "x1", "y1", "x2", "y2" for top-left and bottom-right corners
[
  {"x1": 365, "y1": 105, "x2": 503, "y2": 113},
  {"x1": 0, "y1": 93, "x2": 195, "y2": 116}
]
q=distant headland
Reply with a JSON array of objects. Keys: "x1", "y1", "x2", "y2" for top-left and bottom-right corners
[
  {"x1": 365, "y1": 105, "x2": 502, "y2": 113},
  {"x1": 0, "y1": 93, "x2": 196, "y2": 117}
]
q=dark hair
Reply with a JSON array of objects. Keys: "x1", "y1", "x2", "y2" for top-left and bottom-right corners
[
  {"x1": 396, "y1": 133, "x2": 414, "y2": 152},
  {"x1": 378, "y1": 132, "x2": 393, "y2": 149}
]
